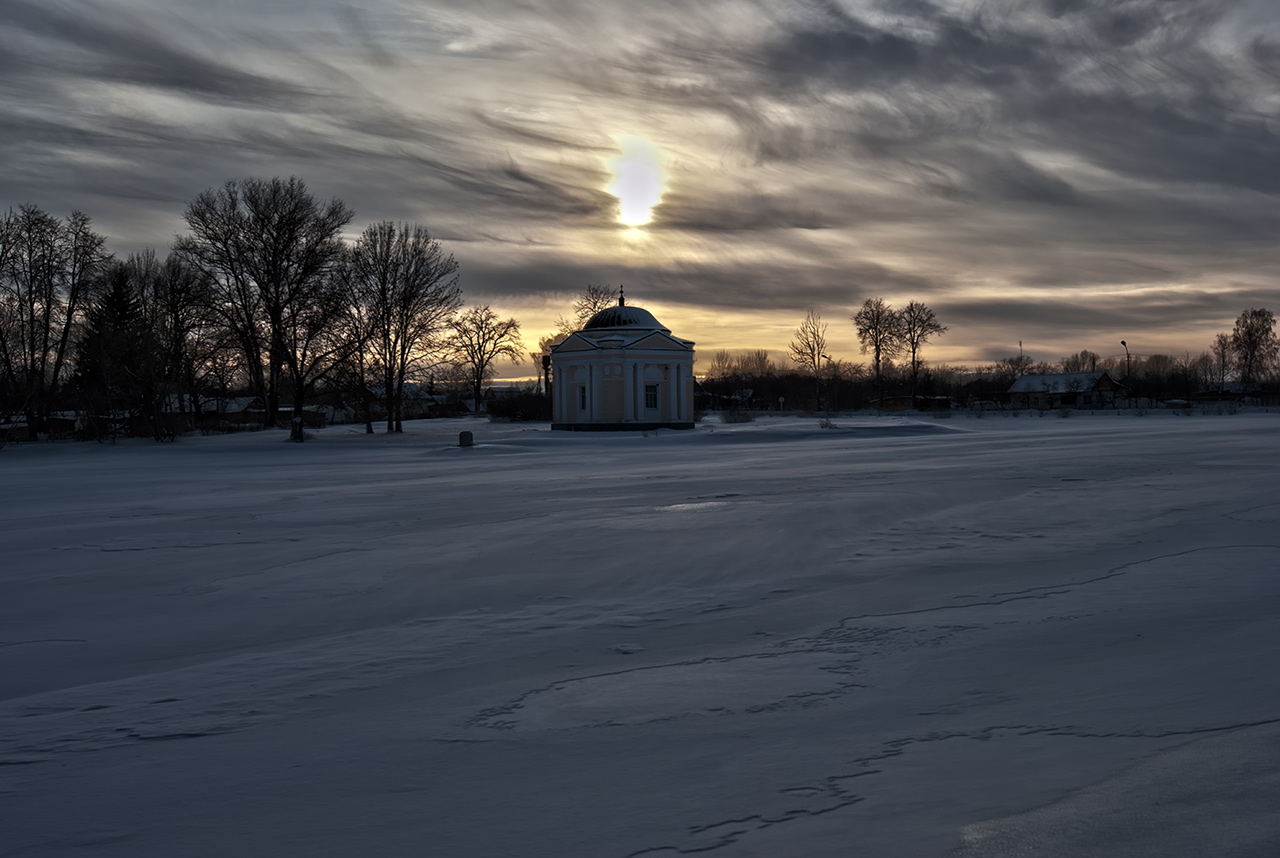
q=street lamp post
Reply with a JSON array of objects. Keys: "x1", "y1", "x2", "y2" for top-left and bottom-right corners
[
  {"x1": 822, "y1": 354, "x2": 837, "y2": 413},
  {"x1": 1121, "y1": 340, "x2": 1131, "y2": 408}
]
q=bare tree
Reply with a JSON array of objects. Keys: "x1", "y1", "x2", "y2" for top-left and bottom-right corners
[
  {"x1": 704, "y1": 349, "x2": 734, "y2": 380},
  {"x1": 788, "y1": 309, "x2": 827, "y2": 406},
  {"x1": 449, "y1": 305, "x2": 524, "y2": 410},
  {"x1": 899, "y1": 300, "x2": 947, "y2": 406},
  {"x1": 1061, "y1": 349, "x2": 1101, "y2": 373},
  {"x1": 176, "y1": 177, "x2": 353, "y2": 440},
  {"x1": 1172, "y1": 351, "x2": 1211, "y2": 402},
  {"x1": 1211, "y1": 332, "x2": 1233, "y2": 396},
  {"x1": 853, "y1": 297, "x2": 904, "y2": 406},
  {"x1": 735, "y1": 349, "x2": 774, "y2": 378},
  {"x1": 0, "y1": 205, "x2": 110, "y2": 435},
  {"x1": 335, "y1": 263, "x2": 379, "y2": 434},
  {"x1": 1230, "y1": 308, "x2": 1278, "y2": 394},
  {"x1": 346, "y1": 221, "x2": 462, "y2": 432},
  {"x1": 555, "y1": 283, "x2": 619, "y2": 336}
]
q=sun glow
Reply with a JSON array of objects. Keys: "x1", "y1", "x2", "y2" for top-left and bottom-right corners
[{"x1": 607, "y1": 136, "x2": 666, "y2": 227}]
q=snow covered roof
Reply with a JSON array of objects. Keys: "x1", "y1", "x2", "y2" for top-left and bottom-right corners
[
  {"x1": 1008, "y1": 371, "x2": 1118, "y2": 394},
  {"x1": 551, "y1": 296, "x2": 693, "y2": 354},
  {"x1": 582, "y1": 300, "x2": 669, "y2": 333}
]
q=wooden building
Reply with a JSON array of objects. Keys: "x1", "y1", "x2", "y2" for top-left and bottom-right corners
[{"x1": 1008, "y1": 371, "x2": 1125, "y2": 409}]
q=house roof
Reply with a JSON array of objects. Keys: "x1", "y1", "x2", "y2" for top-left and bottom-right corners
[{"x1": 1008, "y1": 371, "x2": 1119, "y2": 394}]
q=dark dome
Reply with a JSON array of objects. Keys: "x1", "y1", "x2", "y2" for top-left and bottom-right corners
[{"x1": 582, "y1": 302, "x2": 669, "y2": 333}]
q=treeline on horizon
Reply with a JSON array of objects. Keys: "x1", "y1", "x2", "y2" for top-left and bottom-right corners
[
  {"x1": 0, "y1": 177, "x2": 531, "y2": 444},
  {"x1": 702, "y1": 301, "x2": 1279, "y2": 413},
  {"x1": 3, "y1": 176, "x2": 1279, "y2": 447}
]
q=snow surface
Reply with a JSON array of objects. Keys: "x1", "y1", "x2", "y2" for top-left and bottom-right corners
[{"x1": 2, "y1": 412, "x2": 1279, "y2": 857}]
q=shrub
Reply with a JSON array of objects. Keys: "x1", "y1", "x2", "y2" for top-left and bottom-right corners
[
  {"x1": 720, "y1": 407, "x2": 755, "y2": 424},
  {"x1": 486, "y1": 392, "x2": 551, "y2": 422}
]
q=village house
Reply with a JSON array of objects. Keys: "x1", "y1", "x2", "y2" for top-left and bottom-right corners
[{"x1": 1008, "y1": 371, "x2": 1125, "y2": 409}]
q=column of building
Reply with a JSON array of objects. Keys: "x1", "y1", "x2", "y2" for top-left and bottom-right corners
[{"x1": 622, "y1": 357, "x2": 634, "y2": 422}]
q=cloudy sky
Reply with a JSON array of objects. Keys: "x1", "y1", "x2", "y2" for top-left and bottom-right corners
[{"x1": 3, "y1": 0, "x2": 1279, "y2": 371}]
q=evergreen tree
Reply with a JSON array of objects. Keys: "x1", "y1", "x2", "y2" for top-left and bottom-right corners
[{"x1": 73, "y1": 263, "x2": 147, "y2": 438}]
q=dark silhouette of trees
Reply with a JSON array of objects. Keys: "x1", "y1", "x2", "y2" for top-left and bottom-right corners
[
  {"x1": 0, "y1": 205, "x2": 110, "y2": 435},
  {"x1": 736, "y1": 349, "x2": 774, "y2": 379},
  {"x1": 67, "y1": 249, "x2": 217, "y2": 440},
  {"x1": 853, "y1": 297, "x2": 904, "y2": 406},
  {"x1": 449, "y1": 305, "x2": 524, "y2": 410},
  {"x1": 1171, "y1": 352, "x2": 1212, "y2": 402},
  {"x1": 704, "y1": 349, "x2": 734, "y2": 380},
  {"x1": 1211, "y1": 332, "x2": 1233, "y2": 396},
  {"x1": 898, "y1": 300, "x2": 947, "y2": 405},
  {"x1": 176, "y1": 177, "x2": 353, "y2": 441},
  {"x1": 124, "y1": 250, "x2": 215, "y2": 437},
  {"x1": 1061, "y1": 350, "x2": 1101, "y2": 372},
  {"x1": 345, "y1": 221, "x2": 462, "y2": 432},
  {"x1": 1230, "y1": 308, "x2": 1277, "y2": 394},
  {"x1": 72, "y1": 262, "x2": 146, "y2": 439},
  {"x1": 788, "y1": 309, "x2": 827, "y2": 406}
]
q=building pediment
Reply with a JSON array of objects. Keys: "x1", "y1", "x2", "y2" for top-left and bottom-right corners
[
  {"x1": 551, "y1": 330, "x2": 694, "y2": 354},
  {"x1": 552, "y1": 334, "x2": 598, "y2": 352},
  {"x1": 630, "y1": 332, "x2": 692, "y2": 351}
]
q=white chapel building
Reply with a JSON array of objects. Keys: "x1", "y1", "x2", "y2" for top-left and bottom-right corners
[{"x1": 550, "y1": 297, "x2": 695, "y2": 431}]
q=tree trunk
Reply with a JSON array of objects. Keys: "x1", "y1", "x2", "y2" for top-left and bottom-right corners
[
  {"x1": 362, "y1": 379, "x2": 374, "y2": 434},
  {"x1": 290, "y1": 400, "x2": 306, "y2": 442}
]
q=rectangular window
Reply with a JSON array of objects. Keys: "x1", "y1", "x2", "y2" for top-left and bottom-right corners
[
  {"x1": 578, "y1": 387, "x2": 587, "y2": 410},
  {"x1": 645, "y1": 384, "x2": 658, "y2": 410}
]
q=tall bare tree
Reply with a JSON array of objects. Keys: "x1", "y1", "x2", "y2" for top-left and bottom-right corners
[
  {"x1": 1173, "y1": 351, "x2": 1212, "y2": 402},
  {"x1": 336, "y1": 268, "x2": 380, "y2": 434},
  {"x1": 555, "y1": 283, "x2": 619, "y2": 336},
  {"x1": 704, "y1": 349, "x2": 734, "y2": 380},
  {"x1": 449, "y1": 305, "x2": 524, "y2": 410},
  {"x1": 1230, "y1": 307, "x2": 1278, "y2": 394},
  {"x1": 788, "y1": 309, "x2": 827, "y2": 406},
  {"x1": 0, "y1": 205, "x2": 110, "y2": 435},
  {"x1": 345, "y1": 221, "x2": 462, "y2": 432},
  {"x1": 899, "y1": 301, "x2": 947, "y2": 406},
  {"x1": 176, "y1": 177, "x2": 353, "y2": 440},
  {"x1": 1211, "y1": 332, "x2": 1233, "y2": 396},
  {"x1": 1061, "y1": 349, "x2": 1101, "y2": 373},
  {"x1": 853, "y1": 297, "x2": 904, "y2": 406},
  {"x1": 736, "y1": 349, "x2": 774, "y2": 378}
]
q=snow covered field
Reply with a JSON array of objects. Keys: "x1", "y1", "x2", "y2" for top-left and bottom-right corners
[{"x1": 3, "y1": 412, "x2": 1279, "y2": 857}]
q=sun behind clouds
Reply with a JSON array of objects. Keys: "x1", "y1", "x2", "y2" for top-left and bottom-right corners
[{"x1": 607, "y1": 135, "x2": 666, "y2": 227}]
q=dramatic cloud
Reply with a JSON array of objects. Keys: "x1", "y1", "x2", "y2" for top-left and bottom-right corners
[{"x1": 2, "y1": 0, "x2": 1278, "y2": 367}]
